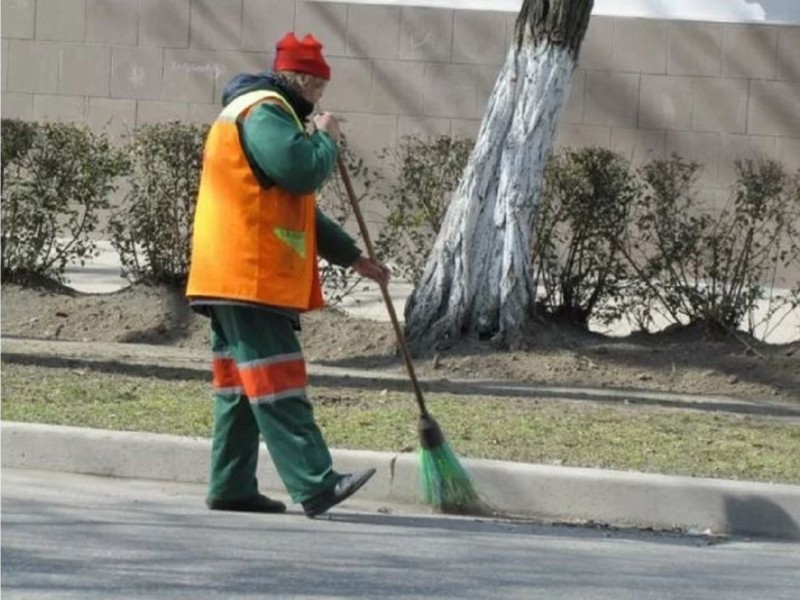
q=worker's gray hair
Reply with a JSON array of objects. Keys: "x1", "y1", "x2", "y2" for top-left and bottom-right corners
[{"x1": 273, "y1": 71, "x2": 325, "y2": 95}]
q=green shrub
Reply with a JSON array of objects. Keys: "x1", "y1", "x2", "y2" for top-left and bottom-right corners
[
  {"x1": 623, "y1": 156, "x2": 800, "y2": 337},
  {"x1": 617, "y1": 155, "x2": 705, "y2": 332},
  {"x1": 375, "y1": 135, "x2": 472, "y2": 283},
  {"x1": 1, "y1": 119, "x2": 37, "y2": 178},
  {"x1": 109, "y1": 122, "x2": 208, "y2": 286},
  {"x1": 534, "y1": 147, "x2": 640, "y2": 327},
  {"x1": 1, "y1": 119, "x2": 127, "y2": 283}
]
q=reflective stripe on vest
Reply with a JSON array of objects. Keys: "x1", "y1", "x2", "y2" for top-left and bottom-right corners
[
  {"x1": 186, "y1": 90, "x2": 324, "y2": 311},
  {"x1": 218, "y1": 90, "x2": 304, "y2": 128}
]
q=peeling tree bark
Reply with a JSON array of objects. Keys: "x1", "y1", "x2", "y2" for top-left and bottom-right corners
[{"x1": 404, "y1": 0, "x2": 594, "y2": 352}]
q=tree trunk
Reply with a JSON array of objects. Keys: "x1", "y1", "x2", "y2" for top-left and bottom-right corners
[{"x1": 404, "y1": 0, "x2": 594, "y2": 352}]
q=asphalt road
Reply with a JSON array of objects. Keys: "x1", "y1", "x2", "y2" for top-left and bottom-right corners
[{"x1": 2, "y1": 469, "x2": 799, "y2": 600}]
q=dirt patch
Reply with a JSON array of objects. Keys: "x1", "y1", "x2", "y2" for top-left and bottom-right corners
[{"x1": 2, "y1": 282, "x2": 798, "y2": 403}]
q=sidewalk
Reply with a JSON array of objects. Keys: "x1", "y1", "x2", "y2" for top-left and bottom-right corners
[{"x1": 3, "y1": 336, "x2": 800, "y2": 540}]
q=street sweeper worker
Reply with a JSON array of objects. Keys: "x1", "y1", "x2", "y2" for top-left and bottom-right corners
[{"x1": 186, "y1": 31, "x2": 389, "y2": 518}]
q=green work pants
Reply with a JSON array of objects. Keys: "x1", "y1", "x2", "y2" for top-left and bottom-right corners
[{"x1": 206, "y1": 304, "x2": 337, "y2": 504}]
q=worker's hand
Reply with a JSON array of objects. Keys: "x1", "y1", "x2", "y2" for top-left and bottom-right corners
[
  {"x1": 313, "y1": 112, "x2": 341, "y2": 142},
  {"x1": 351, "y1": 256, "x2": 391, "y2": 288}
]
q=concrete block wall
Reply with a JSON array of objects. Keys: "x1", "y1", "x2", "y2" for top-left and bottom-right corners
[
  {"x1": 3, "y1": 1, "x2": 797, "y2": 172},
  {"x1": 2, "y1": 1, "x2": 798, "y2": 282}
]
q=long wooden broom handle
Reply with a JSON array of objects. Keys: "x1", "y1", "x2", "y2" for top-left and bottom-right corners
[{"x1": 335, "y1": 155, "x2": 430, "y2": 417}]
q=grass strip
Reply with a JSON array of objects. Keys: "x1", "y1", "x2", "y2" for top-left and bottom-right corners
[{"x1": 2, "y1": 362, "x2": 799, "y2": 484}]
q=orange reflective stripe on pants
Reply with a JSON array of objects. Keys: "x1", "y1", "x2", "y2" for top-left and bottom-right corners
[
  {"x1": 238, "y1": 353, "x2": 308, "y2": 404},
  {"x1": 212, "y1": 351, "x2": 308, "y2": 403},
  {"x1": 212, "y1": 353, "x2": 243, "y2": 395}
]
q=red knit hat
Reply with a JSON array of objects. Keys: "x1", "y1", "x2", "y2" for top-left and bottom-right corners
[{"x1": 273, "y1": 32, "x2": 331, "y2": 81}]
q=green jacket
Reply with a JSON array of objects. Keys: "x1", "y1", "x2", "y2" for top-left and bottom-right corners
[{"x1": 241, "y1": 96, "x2": 361, "y2": 270}]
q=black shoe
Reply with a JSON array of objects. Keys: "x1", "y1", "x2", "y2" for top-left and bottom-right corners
[
  {"x1": 302, "y1": 468, "x2": 377, "y2": 518},
  {"x1": 206, "y1": 493, "x2": 287, "y2": 513}
]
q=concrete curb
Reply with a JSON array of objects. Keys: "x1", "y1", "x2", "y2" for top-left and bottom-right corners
[{"x1": 4, "y1": 421, "x2": 800, "y2": 540}]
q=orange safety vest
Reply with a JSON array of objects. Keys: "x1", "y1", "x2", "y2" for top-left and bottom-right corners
[{"x1": 186, "y1": 90, "x2": 324, "y2": 311}]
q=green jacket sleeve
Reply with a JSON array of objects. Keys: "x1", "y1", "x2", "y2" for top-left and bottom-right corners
[
  {"x1": 316, "y1": 208, "x2": 362, "y2": 268},
  {"x1": 241, "y1": 103, "x2": 337, "y2": 195}
]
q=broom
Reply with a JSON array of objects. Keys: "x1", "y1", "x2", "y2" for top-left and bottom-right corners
[{"x1": 336, "y1": 155, "x2": 480, "y2": 512}]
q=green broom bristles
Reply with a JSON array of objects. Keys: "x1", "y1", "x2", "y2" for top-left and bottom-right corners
[
  {"x1": 417, "y1": 414, "x2": 481, "y2": 512},
  {"x1": 419, "y1": 442, "x2": 480, "y2": 512}
]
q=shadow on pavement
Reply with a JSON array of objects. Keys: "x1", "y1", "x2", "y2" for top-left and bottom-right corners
[{"x1": 725, "y1": 495, "x2": 800, "y2": 541}]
